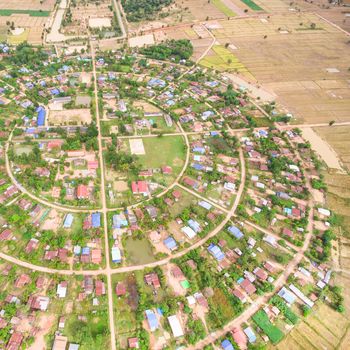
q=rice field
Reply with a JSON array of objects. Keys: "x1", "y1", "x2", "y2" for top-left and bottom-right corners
[
  {"x1": 199, "y1": 45, "x2": 253, "y2": 78},
  {"x1": 212, "y1": 0, "x2": 236, "y2": 17}
]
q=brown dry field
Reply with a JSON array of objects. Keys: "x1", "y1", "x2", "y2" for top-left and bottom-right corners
[
  {"x1": 0, "y1": 15, "x2": 47, "y2": 44},
  {"x1": 278, "y1": 0, "x2": 350, "y2": 32},
  {"x1": 0, "y1": 0, "x2": 55, "y2": 11},
  {"x1": 61, "y1": 0, "x2": 112, "y2": 35},
  {"x1": 315, "y1": 126, "x2": 350, "y2": 172},
  {"x1": 271, "y1": 303, "x2": 350, "y2": 350},
  {"x1": 205, "y1": 13, "x2": 350, "y2": 123},
  {"x1": 48, "y1": 109, "x2": 92, "y2": 125}
]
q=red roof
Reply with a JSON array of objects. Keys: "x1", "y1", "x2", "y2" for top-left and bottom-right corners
[
  {"x1": 76, "y1": 184, "x2": 89, "y2": 199},
  {"x1": 15, "y1": 274, "x2": 31, "y2": 288},
  {"x1": 7, "y1": 332, "x2": 23, "y2": 350},
  {"x1": 95, "y1": 280, "x2": 105, "y2": 296},
  {"x1": 138, "y1": 181, "x2": 148, "y2": 194},
  {"x1": 172, "y1": 190, "x2": 181, "y2": 199},
  {"x1": 144, "y1": 272, "x2": 161, "y2": 289},
  {"x1": 241, "y1": 279, "x2": 256, "y2": 295},
  {"x1": 91, "y1": 249, "x2": 102, "y2": 264},
  {"x1": 162, "y1": 166, "x2": 172, "y2": 174},
  {"x1": 88, "y1": 160, "x2": 99, "y2": 170},
  {"x1": 232, "y1": 288, "x2": 245, "y2": 301},
  {"x1": 115, "y1": 282, "x2": 126, "y2": 296},
  {"x1": 128, "y1": 337, "x2": 139, "y2": 348},
  {"x1": 0, "y1": 229, "x2": 12, "y2": 241}
]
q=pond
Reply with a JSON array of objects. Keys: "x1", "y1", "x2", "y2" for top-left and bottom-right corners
[{"x1": 124, "y1": 236, "x2": 156, "y2": 265}]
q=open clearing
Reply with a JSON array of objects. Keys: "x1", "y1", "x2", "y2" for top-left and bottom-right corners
[
  {"x1": 89, "y1": 17, "x2": 112, "y2": 28},
  {"x1": 302, "y1": 127, "x2": 344, "y2": 172},
  {"x1": 48, "y1": 109, "x2": 92, "y2": 125},
  {"x1": 129, "y1": 138, "x2": 145, "y2": 155}
]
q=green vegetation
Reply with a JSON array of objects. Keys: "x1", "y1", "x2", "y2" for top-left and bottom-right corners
[
  {"x1": 270, "y1": 296, "x2": 299, "y2": 325},
  {"x1": 239, "y1": 0, "x2": 263, "y2": 11},
  {"x1": 0, "y1": 9, "x2": 50, "y2": 17},
  {"x1": 121, "y1": 0, "x2": 173, "y2": 21},
  {"x1": 140, "y1": 39, "x2": 193, "y2": 62},
  {"x1": 252, "y1": 310, "x2": 284, "y2": 344}
]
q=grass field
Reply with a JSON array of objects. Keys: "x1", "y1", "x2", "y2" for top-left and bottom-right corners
[
  {"x1": 240, "y1": 0, "x2": 263, "y2": 10},
  {"x1": 212, "y1": 0, "x2": 236, "y2": 17},
  {"x1": 136, "y1": 136, "x2": 186, "y2": 171},
  {"x1": 0, "y1": 9, "x2": 50, "y2": 16}
]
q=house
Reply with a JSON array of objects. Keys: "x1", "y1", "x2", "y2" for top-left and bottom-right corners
[
  {"x1": 144, "y1": 273, "x2": 160, "y2": 289},
  {"x1": 264, "y1": 261, "x2": 276, "y2": 273},
  {"x1": 28, "y1": 295, "x2": 50, "y2": 311},
  {"x1": 15, "y1": 274, "x2": 31, "y2": 288},
  {"x1": 254, "y1": 267, "x2": 268, "y2": 281},
  {"x1": 171, "y1": 266, "x2": 185, "y2": 280},
  {"x1": 25, "y1": 238, "x2": 39, "y2": 254},
  {"x1": 240, "y1": 279, "x2": 256, "y2": 295},
  {"x1": 221, "y1": 339, "x2": 234, "y2": 350},
  {"x1": 95, "y1": 280, "x2": 106, "y2": 296},
  {"x1": 84, "y1": 276, "x2": 94, "y2": 294},
  {"x1": 63, "y1": 213, "x2": 74, "y2": 228},
  {"x1": 91, "y1": 212, "x2": 101, "y2": 228},
  {"x1": 91, "y1": 249, "x2": 102, "y2": 264},
  {"x1": 115, "y1": 282, "x2": 126, "y2": 296},
  {"x1": 6, "y1": 332, "x2": 23, "y2": 350},
  {"x1": 162, "y1": 166, "x2": 172, "y2": 175},
  {"x1": 282, "y1": 227, "x2": 293, "y2": 238},
  {"x1": 228, "y1": 226, "x2": 244, "y2": 240},
  {"x1": 112, "y1": 247, "x2": 121, "y2": 263},
  {"x1": 76, "y1": 184, "x2": 89, "y2": 199},
  {"x1": 168, "y1": 315, "x2": 184, "y2": 338},
  {"x1": 278, "y1": 286, "x2": 296, "y2": 305},
  {"x1": 57, "y1": 281, "x2": 68, "y2": 298},
  {"x1": 232, "y1": 288, "x2": 246, "y2": 303},
  {"x1": 181, "y1": 226, "x2": 197, "y2": 239},
  {"x1": 145, "y1": 309, "x2": 159, "y2": 331},
  {"x1": 208, "y1": 244, "x2": 225, "y2": 261},
  {"x1": 131, "y1": 181, "x2": 149, "y2": 196},
  {"x1": 164, "y1": 237, "x2": 177, "y2": 251},
  {"x1": 128, "y1": 338, "x2": 139, "y2": 349},
  {"x1": 244, "y1": 326, "x2": 257, "y2": 343},
  {"x1": 52, "y1": 334, "x2": 68, "y2": 350},
  {"x1": 172, "y1": 190, "x2": 181, "y2": 201},
  {"x1": 231, "y1": 328, "x2": 247, "y2": 349},
  {"x1": 0, "y1": 229, "x2": 12, "y2": 241}
]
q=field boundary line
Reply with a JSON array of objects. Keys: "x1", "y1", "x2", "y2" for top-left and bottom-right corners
[{"x1": 293, "y1": 327, "x2": 318, "y2": 350}]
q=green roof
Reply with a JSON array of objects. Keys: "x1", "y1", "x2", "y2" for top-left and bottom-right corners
[{"x1": 180, "y1": 280, "x2": 190, "y2": 289}]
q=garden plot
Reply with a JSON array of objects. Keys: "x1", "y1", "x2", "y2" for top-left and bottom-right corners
[
  {"x1": 129, "y1": 138, "x2": 145, "y2": 155},
  {"x1": 48, "y1": 109, "x2": 92, "y2": 125}
]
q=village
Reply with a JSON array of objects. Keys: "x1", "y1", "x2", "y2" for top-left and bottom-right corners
[{"x1": 0, "y1": 26, "x2": 346, "y2": 350}]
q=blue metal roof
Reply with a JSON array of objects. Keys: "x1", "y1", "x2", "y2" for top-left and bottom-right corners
[
  {"x1": 145, "y1": 309, "x2": 158, "y2": 331},
  {"x1": 36, "y1": 106, "x2": 46, "y2": 126},
  {"x1": 244, "y1": 327, "x2": 257, "y2": 343},
  {"x1": 228, "y1": 226, "x2": 244, "y2": 240},
  {"x1": 163, "y1": 237, "x2": 177, "y2": 250},
  {"x1": 63, "y1": 213, "x2": 74, "y2": 228},
  {"x1": 221, "y1": 339, "x2": 234, "y2": 350},
  {"x1": 91, "y1": 213, "x2": 101, "y2": 228}
]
